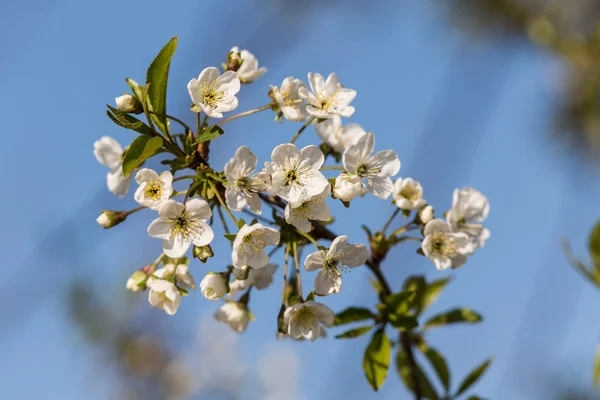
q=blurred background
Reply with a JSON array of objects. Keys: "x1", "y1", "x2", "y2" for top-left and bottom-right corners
[{"x1": 2, "y1": 0, "x2": 600, "y2": 398}]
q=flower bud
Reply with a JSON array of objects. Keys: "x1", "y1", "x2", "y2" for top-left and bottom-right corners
[
  {"x1": 333, "y1": 173, "x2": 367, "y2": 202},
  {"x1": 225, "y1": 50, "x2": 242, "y2": 72},
  {"x1": 200, "y1": 272, "x2": 229, "y2": 300},
  {"x1": 115, "y1": 94, "x2": 143, "y2": 114},
  {"x1": 193, "y1": 244, "x2": 214, "y2": 263},
  {"x1": 126, "y1": 269, "x2": 150, "y2": 292},
  {"x1": 97, "y1": 210, "x2": 127, "y2": 229},
  {"x1": 416, "y1": 205, "x2": 434, "y2": 225}
]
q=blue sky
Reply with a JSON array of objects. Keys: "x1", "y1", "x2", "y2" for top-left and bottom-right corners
[{"x1": 1, "y1": 0, "x2": 600, "y2": 399}]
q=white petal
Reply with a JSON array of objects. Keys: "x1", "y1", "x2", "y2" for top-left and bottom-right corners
[
  {"x1": 191, "y1": 221, "x2": 214, "y2": 247},
  {"x1": 424, "y1": 219, "x2": 451, "y2": 236},
  {"x1": 314, "y1": 269, "x2": 341, "y2": 296},
  {"x1": 299, "y1": 145, "x2": 325, "y2": 170},
  {"x1": 372, "y1": 150, "x2": 401, "y2": 178},
  {"x1": 304, "y1": 250, "x2": 326, "y2": 271},
  {"x1": 148, "y1": 218, "x2": 171, "y2": 239},
  {"x1": 226, "y1": 186, "x2": 246, "y2": 211},
  {"x1": 308, "y1": 72, "x2": 325, "y2": 95},
  {"x1": 217, "y1": 71, "x2": 241, "y2": 95},
  {"x1": 329, "y1": 236, "x2": 349, "y2": 257},
  {"x1": 163, "y1": 236, "x2": 192, "y2": 258},
  {"x1": 341, "y1": 244, "x2": 369, "y2": 268},
  {"x1": 245, "y1": 192, "x2": 262, "y2": 214},
  {"x1": 185, "y1": 198, "x2": 212, "y2": 220},
  {"x1": 271, "y1": 143, "x2": 299, "y2": 165},
  {"x1": 305, "y1": 201, "x2": 331, "y2": 222},
  {"x1": 94, "y1": 136, "x2": 123, "y2": 168},
  {"x1": 365, "y1": 176, "x2": 394, "y2": 199},
  {"x1": 106, "y1": 167, "x2": 131, "y2": 198},
  {"x1": 135, "y1": 168, "x2": 159, "y2": 184},
  {"x1": 158, "y1": 200, "x2": 185, "y2": 219}
]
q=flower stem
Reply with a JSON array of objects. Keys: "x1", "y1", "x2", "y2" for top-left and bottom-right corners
[
  {"x1": 125, "y1": 205, "x2": 145, "y2": 216},
  {"x1": 390, "y1": 222, "x2": 417, "y2": 237},
  {"x1": 382, "y1": 208, "x2": 401, "y2": 234},
  {"x1": 217, "y1": 103, "x2": 273, "y2": 126},
  {"x1": 150, "y1": 111, "x2": 194, "y2": 135},
  {"x1": 209, "y1": 182, "x2": 237, "y2": 224},
  {"x1": 282, "y1": 242, "x2": 291, "y2": 306},
  {"x1": 290, "y1": 116, "x2": 315, "y2": 144},
  {"x1": 173, "y1": 175, "x2": 198, "y2": 182},
  {"x1": 292, "y1": 241, "x2": 303, "y2": 300},
  {"x1": 151, "y1": 253, "x2": 166, "y2": 267},
  {"x1": 217, "y1": 205, "x2": 230, "y2": 233},
  {"x1": 320, "y1": 165, "x2": 345, "y2": 171},
  {"x1": 295, "y1": 229, "x2": 319, "y2": 248},
  {"x1": 196, "y1": 111, "x2": 202, "y2": 135}
]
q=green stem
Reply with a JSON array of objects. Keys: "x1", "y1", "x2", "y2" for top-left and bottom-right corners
[
  {"x1": 125, "y1": 205, "x2": 145, "y2": 216},
  {"x1": 173, "y1": 175, "x2": 198, "y2": 182},
  {"x1": 296, "y1": 229, "x2": 319, "y2": 248},
  {"x1": 382, "y1": 208, "x2": 401, "y2": 234},
  {"x1": 150, "y1": 111, "x2": 194, "y2": 135},
  {"x1": 209, "y1": 182, "x2": 237, "y2": 224},
  {"x1": 196, "y1": 111, "x2": 202, "y2": 135},
  {"x1": 292, "y1": 241, "x2": 303, "y2": 300},
  {"x1": 151, "y1": 253, "x2": 166, "y2": 267},
  {"x1": 390, "y1": 223, "x2": 418, "y2": 238},
  {"x1": 320, "y1": 165, "x2": 345, "y2": 171},
  {"x1": 217, "y1": 205, "x2": 230, "y2": 234},
  {"x1": 217, "y1": 103, "x2": 273, "y2": 126},
  {"x1": 290, "y1": 116, "x2": 315, "y2": 144}
]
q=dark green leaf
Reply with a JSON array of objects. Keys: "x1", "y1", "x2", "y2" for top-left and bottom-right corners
[
  {"x1": 335, "y1": 325, "x2": 372, "y2": 339},
  {"x1": 146, "y1": 36, "x2": 178, "y2": 134},
  {"x1": 396, "y1": 349, "x2": 439, "y2": 400},
  {"x1": 305, "y1": 291, "x2": 315, "y2": 302},
  {"x1": 363, "y1": 329, "x2": 391, "y2": 391},
  {"x1": 594, "y1": 343, "x2": 600, "y2": 389},
  {"x1": 385, "y1": 291, "x2": 417, "y2": 315},
  {"x1": 402, "y1": 209, "x2": 411, "y2": 218},
  {"x1": 122, "y1": 136, "x2": 163, "y2": 176},
  {"x1": 419, "y1": 345, "x2": 451, "y2": 393},
  {"x1": 126, "y1": 78, "x2": 148, "y2": 107},
  {"x1": 420, "y1": 277, "x2": 451, "y2": 312},
  {"x1": 334, "y1": 307, "x2": 376, "y2": 326},
  {"x1": 194, "y1": 125, "x2": 224, "y2": 144},
  {"x1": 389, "y1": 315, "x2": 418, "y2": 331},
  {"x1": 224, "y1": 233, "x2": 237, "y2": 241},
  {"x1": 237, "y1": 218, "x2": 247, "y2": 229},
  {"x1": 106, "y1": 105, "x2": 153, "y2": 136},
  {"x1": 455, "y1": 358, "x2": 492, "y2": 397},
  {"x1": 424, "y1": 308, "x2": 482, "y2": 330}
]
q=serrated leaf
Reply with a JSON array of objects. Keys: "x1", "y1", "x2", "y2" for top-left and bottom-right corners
[
  {"x1": 336, "y1": 325, "x2": 373, "y2": 339},
  {"x1": 363, "y1": 329, "x2": 391, "y2": 391},
  {"x1": 594, "y1": 343, "x2": 600, "y2": 388},
  {"x1": 106, "y1": 105, "x2": 153, "y2": 136},
  {"x1": 424, "y1": 308, "x2": 482, "y2": 330},
  {"x1": 419, "y1": 345, "x2": 451, "y2": 393},
  {"x1": 126, "y1": 78, "x2": 148, "y2": 107},
  {"x1": 194, "y1": 125, "x2": 224, "y2": 144},
  {"x1": 455, "y1": 358, "x2": 492, "y2": 397},
  {"x1": 334, "y1": 307, "x2": 376, "y2": 326},
  {"x1": 396, "y1": 349, "x2": 439, "y2": 400},
  {"x1": 146, "y1": 36, "x2": 178, "y2": 134},
  {"x1": 389, "y1": 315, "x2": 418, "y2": 331},
  {"x1": 122, "y1": 136, "x2": 163, "y2": 176},
  {"x1": 224, "y1": 233, "x2": 237, "y2": 241}
]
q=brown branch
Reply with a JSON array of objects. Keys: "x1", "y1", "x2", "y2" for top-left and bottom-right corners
[{"x1": 400, "y1": 332, "x2": 423, "y2": 400}]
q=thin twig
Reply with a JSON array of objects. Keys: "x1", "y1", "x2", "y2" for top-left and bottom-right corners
[
  {"x1": 292, "y1": 241, "x2": 302, "y2": 300},
  {"x1": 217, "y1": 103, "x2": 273, "y2": 126},
  {"x1": 290, "y1": 116, "x2": 315, "y2": 144}
]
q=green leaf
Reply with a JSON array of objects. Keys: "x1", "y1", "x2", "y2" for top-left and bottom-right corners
[
  {"x1": 385, "y1": 291, "x2": 417, "y2": 315},
  {"x1": 335, "y1": 325, "x2": 373, "y2": 339},
  {"x1": 389, "y1": 315, "x2": 418, "y2": 331},
  {"x1": 363, "y1": 329, "x2": 391, "y2": 391},
  {"x1": 455, "y1": 358, "x2": 492, "y2": 397},
  {"x1": 224, "y1": 233, "x2": 237, "y2": 241},
  {"x1": 420, "y1": 277, "x2": 451, "y2": 313},
  {"x1": 126, "y1": 78, "x2": 148, "y2": 107},
  {"x1": 424, "y1": 308, "x2": 482, "y2": 330},
  {"x1": 122, "y1": 136, "x2": 163, "y2": 176},
  {"x1": 563, "y1": 240, "x2": 600, "y2": 287},
  {"x1": 594, "y1": 343, "x2": 600, "y2": 389},
  {"x1": 334, "y1": 307, "x2": 376, "y2": 326},
  {"x1": 194, "y1": 125, "x2": 224, "y2": 144},
  {"x1": 402, "y1": 209, "x2": 411, "y2": 218},
  {"x1": 396, "y1": 349, "x2": 439, "y2": 400},
  {"x1": 146, "y1": 36, "x2": 178, "y2": 134},
  {"x1": 465, "y1": 396, "x2": 487, "y2": 400},
  {"x1": 237, "y1": 218, "x2": 247, "y2": 229},
  {"x1": 419, "y1": 345, "x2": 451, "y2": 393},
  {"x1": 106, "y1": 105, "x2": 153, "y2": 136},
  {"x1": 305, "y1": 291, "x2": 315, "y2": 302}
]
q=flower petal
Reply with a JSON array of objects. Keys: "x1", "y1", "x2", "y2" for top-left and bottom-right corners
[
  {"x1": 148, "y1": 218, "x2": 171, "y2": 239},
  {"x1": 304, "y1": 250, "x2": 326, "y2": 271}
]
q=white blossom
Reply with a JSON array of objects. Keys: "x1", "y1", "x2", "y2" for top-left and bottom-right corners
[
  {"x1": 200, "y1": 273, "x2": 229, "y2": 300},
  {"x1": 148, "y1": 199, "x2": 214, "y2": 258},
  {"x1": 94, "y1": 136, "x2": 132, "y2": 197},
  {"x1": 148, "y1": 262, "x2": 196, "y2": 292},
  {"x1": 270, "y1": 77, "x2": 309, "y2": 121},
  {"x1": 229, "y1": 264, "x2": 278, "y2": 297},
  {"x1": 126, "y1": 270, "x2": 148, "y2": 292},
  {"x1": 343, "y1": 132, "x2": 400, "y2": 199},
  {"x1": 214, "y1": 302, "x2": 250, "y2": 333},
  {"x1": 314, "y1": 116, "x2": 366, "y2": 152},
  {"x1": 147, "y1": 279, "x2": 181, "y2": 315},
  {"x1": 267, "y1": 143, "x2": 329, "y2": 207},
  {"x1": 283, "y1": 301, "x2": 334, "y2": 341},
  {"x1": 332, "y1": 172, "x2": 367, "y2": 202},
  {"x1": 447, "y1": 187, "x2": 490, "y2": 252},
  {"x1": 393, "y1": 178, "x2": 426, "y2": 210},
  {"x1": 134, "y1": 169, "x2": 173, "y2": 210},
  {"x1": 304, "y1": 235, "x2": 369, "y2": 295},
  {"x1": 188, "y1": 67, "x2": 240, "y2": 118},
  {"x1": 230, "y1": 46, "x2": 267, "y2": 83},
  {"x1": 421, "y1": 219, "x2": 470, "y2": 270},
  {"x1": 232, "y1": 223, "x2": 280, "y2": 269},
  {"x1": 417, "y1": 205, "x2": 434, "y2": 225},
  {"x1": 298, "y1": 72, "x2": 356, "y2": 119},
  {"x1": 224, "y1": 146, "x2": 268, "y2": 214},
  {"x1": 96, "y1": 212, "x2": 111, "y2": 228},
  {"x1": 284, "y1": 185, "x2": 331, "y2": 232},
  {"x1": 115, "y1": 94, "x2": 137, "y2": 112}
]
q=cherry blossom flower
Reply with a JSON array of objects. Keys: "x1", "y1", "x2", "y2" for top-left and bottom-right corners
[
  {"x1": 332, "y1": 172, "x2": 367, "y2": 202},
  {"x1": 447, "y1": 187, "x2": 490, "y2": 252},
  {"x1": 229, "y1": 46, "x2": 267, "y2": 83},
  {"x1": 147, "y1": 279, "x2": 181, "y2": 315},
  {"x1": 224, "y1": 146, "x2": 269, "y2": 214},
  {"x1": 421, "y1": 219, "x2": 470, "y2": 270},
  {"x1": 232, "y1": 223, "x2": 280, "y2": 269},
  {"x1": 393, "y1": 177, "x2": 426, "y2": 210},
  {"x1": 214, "y1": 302, "x2": 251, "y2": 333},
  {"x1": 314, "y1": 116, "x2": 365, "y2": 152},
  {"x1": 200, "y1": 272, "x2": 229, "y2": 300},
  {"x1": 94, "y1": 136, "x2": 132, "y2": 197},
  {"x1": 283, "y1": 301, "x2": 334, "y2": 341},
  {"x1": 298, "y1": 72, "x2": 356, "y2": 119},
  {"x1": 134, "y1": 168, "x2": 173, "y2": 210},
  {"x1": 188, "y1": 67, "x2": 240, "y2": 118},
  {"x1": 269, "y1": 77, "x2": 309, "y2": 122},
  {"x1": 284, "y1": 185, "x2": 331, "y2": 232}
]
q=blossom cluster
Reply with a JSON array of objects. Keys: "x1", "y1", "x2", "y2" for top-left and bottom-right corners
[{"x1": 94, "y1": 44, "x2": 490, "y2": 343}]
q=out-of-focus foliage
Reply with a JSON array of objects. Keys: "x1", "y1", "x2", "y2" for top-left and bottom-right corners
[{"x1": 446, "y1": 0, "x2": 600, "y2": 159}]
